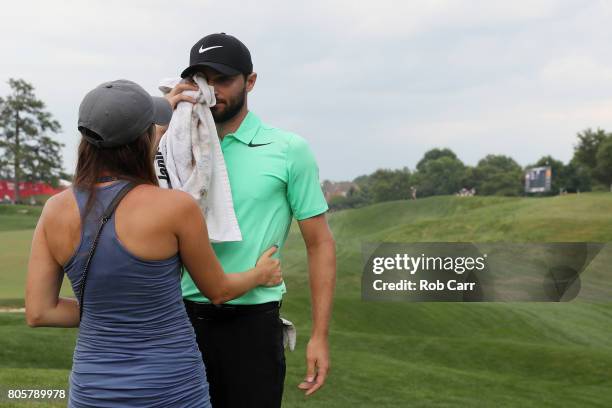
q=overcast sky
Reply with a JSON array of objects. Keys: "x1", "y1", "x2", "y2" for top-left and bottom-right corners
[{"x1": 2, "y1": 0, "x2": 612, "y2": 181}]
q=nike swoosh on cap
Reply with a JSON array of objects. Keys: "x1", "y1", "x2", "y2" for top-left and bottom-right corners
[{"x1": 199, "y1": 45, "x2": 223, "y2": 54}]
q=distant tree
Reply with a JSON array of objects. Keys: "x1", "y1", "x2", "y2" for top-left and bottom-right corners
[
  {"x1": 327, "y1": 186, "x2": 371, "y2": 211},
  {"x1": 353, "y1": 174, "x2": 371, "y2": 187},
  {"x1": 462, "y1": 166, "x2": 476, "y2": 190},
  {"x1": 353, "y1": 175, "x2": 374, "y2": 204},
  {"x1": 327, "y1": 195, "x2": 350, "y2": 211},
  {"x1": 572, "y1": 128, "x2": 608, "y2": 174},
  {"x1": 473, "y1": 154, "x2": 522, "y2": 196},
  {"x1": 367, "y1": 168, "x2": 412, "y2": 203},
  {"x1": 594, "y1": 137, "x2": 612, "y2": 187},
  {"x1": 416, "y1": 148, "x2": 458, "y2": 172},
  {"x1": 414, "y1": 155, "x2": 467, "y2": 197},
  {"x1": 564, "y1": 161, "x2": 591, "y2": 192},
  {"x1": 0, "y1": 79, "x2": 63, "y2": 202},
  {"x1": 346, "y1": 186, "x2": 371, "y2": 208}
]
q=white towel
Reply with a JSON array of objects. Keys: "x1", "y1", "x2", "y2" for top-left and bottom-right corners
[{"x1": 155, "y1": 74, "x2": 242, "y2": 243}]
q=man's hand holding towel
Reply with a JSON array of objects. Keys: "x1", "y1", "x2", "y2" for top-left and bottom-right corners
[{"x1": 154, "y1": 75, "x2": 242, "y2": 243}]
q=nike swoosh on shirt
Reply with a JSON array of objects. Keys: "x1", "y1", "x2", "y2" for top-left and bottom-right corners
[
  {"x1": 248, "y1": 141, "x2": 273, "y2": 148},
  {"x1": 199, "y1": 45, "x2": 223, "y2": 54}
]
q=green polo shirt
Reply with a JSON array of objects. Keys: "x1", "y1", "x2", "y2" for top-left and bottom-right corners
[{"x1": 181, "y1": 111, "x2": 328, "y2": 304}]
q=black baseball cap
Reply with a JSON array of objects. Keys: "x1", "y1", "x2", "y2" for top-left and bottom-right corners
[
  {"x1": 78, "y1": 80, "x2": 172, "y2": 148},
  {"x1": 181, "y1": 33, "x2": 253, "y2": 78}
]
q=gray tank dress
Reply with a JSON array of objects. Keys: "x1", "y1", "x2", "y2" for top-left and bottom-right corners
[{"x1": 63, "y1": 180, "x2": 211, "y2": 407}]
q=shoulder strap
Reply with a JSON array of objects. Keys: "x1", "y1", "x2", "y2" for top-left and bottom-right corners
[{"x1": 78, "y1": 181, "x2": 139, "y2": 321}]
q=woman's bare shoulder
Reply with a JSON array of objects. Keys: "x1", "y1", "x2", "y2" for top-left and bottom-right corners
[
  {"x1": 133, "y1": 185, "x2": 194, "y2": 202},
  {"x1": 41, "y1": 189, "x2": 76, "y2": 217},
  {"x1": 130, "y1": 185, "x2": 200, "y2": 213},
  {"x1": 38, "y1": 189, "x2": 78, "y2": 235},
  {"x1": 119, "y1": 185, "x2": 201, "y2": 237}
]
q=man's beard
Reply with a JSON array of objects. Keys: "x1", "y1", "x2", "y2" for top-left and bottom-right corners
[{"x1": 212, "y1": 88, "x2": 246, "y2": 124}]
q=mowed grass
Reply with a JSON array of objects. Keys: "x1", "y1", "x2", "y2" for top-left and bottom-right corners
[
  {"x1": 1, "y1": 194, "x2": 612, "y2": 407},
  {"x1": 0, "y1": 205, "x2": 41, "y2": 233},
  {"x1": 0, "y1": 211, "x2": 72, "y2": 306}
]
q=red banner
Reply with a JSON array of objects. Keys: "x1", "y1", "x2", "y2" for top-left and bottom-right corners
[{"x1": 0, "y1": 180, "x2": 65, "y2": 200}]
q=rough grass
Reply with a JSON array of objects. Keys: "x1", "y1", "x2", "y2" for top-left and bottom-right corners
[{"x1": 1, "y1": 193, "x2": 612, "y2": 407}]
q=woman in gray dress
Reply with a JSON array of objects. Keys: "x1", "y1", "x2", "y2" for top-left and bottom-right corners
[{"x1": 25, "y1": 79, "x2": 282, "y2": 407}]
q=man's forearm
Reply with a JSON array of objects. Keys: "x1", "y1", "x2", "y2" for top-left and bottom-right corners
[{"x1": 306, "y1": 239, "x2": 336, "y2": 337}]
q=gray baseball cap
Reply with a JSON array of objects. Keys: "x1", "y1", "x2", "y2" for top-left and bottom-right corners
[{"x1": 78, "y1": 79, "x2": 172, "y2": 148}]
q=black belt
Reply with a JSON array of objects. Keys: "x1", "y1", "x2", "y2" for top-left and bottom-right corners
[{"x1": 184, "y1": 299, "x2": 281, "y2": 315}]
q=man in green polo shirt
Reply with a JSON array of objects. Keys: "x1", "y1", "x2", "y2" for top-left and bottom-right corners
[{"x1": 174, "y1": 33, "x2": 336, "y2": 408}]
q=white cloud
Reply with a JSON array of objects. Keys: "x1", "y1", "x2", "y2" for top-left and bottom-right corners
[{"x1": 539, "y1": 55, "x2": 612, "y2": 86}]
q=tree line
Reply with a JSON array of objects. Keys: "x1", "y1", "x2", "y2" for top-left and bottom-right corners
[
  {"x1": 2, "y1": 78, "x2": 612, "y2": 208},
  {"x1": 328, "y1": 129, "x2": 612, "y2": 210}
]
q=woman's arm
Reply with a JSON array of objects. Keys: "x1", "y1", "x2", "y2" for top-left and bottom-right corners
[
  {"x1": 173, "y1": 192, "x2": 281, "y2": 304},
  {"x1": 25, "y1": 205, "x2": 80, "y2": 328}
]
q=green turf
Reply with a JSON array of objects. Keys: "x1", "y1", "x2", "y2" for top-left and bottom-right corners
[
  {"x1": 1, "y1": 193, "x2": 612, "y2": 407},
  {"x1": 0, "y1": 204, "x2": 42, "y2": 233},
  {"x1": 0, "y1": 230, "x2": 73, "y2": 302}
]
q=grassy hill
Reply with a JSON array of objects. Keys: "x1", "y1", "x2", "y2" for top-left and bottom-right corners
[{"x1": 1, "y1": 194, "x2": 612, "y2": 407}]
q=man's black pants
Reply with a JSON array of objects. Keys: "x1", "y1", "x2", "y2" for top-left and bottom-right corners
[{"x1": 184, "y1": 300, "x2": 286, "y2": 408}]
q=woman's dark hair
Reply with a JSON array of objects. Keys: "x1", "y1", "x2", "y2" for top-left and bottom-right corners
[{"x1": 73, "y1": 125, "x2": 158, "y2": 218}]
